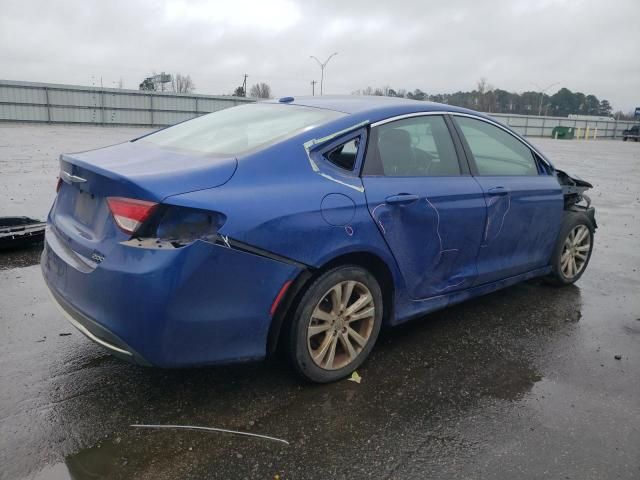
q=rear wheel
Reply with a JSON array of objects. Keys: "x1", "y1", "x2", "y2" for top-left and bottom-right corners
[
  {"x1": 287, "y1": 265, "x2": 383, "y2": 383},
  {"x1": 546, "y1": 211, "x2": 594, "y2": 285}
]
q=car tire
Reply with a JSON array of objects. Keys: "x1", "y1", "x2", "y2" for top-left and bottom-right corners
[
  {"x1": 546, "y1": 211, "x2": 595, "y2": 286},
  {"x1": 623, "y1": 137, "x2": 627, "y2": 141},
  {"x1": 286, "y1": 265, "x2": 383, "y2": 383}
]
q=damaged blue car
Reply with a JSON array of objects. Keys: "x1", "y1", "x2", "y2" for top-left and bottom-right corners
[{"x1": 42, "y1": 96, "x2": 596, "y2": 382}]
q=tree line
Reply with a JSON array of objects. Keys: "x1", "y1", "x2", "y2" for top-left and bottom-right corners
[
  {"x1": 136, "y1": 73, "x2": 631, "y2": 119},
  {"x1": 352, "y1": 79, "x2": 625, "y2": 118}
]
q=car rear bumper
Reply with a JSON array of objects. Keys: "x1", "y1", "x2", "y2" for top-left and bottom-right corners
[
  {"x1": 45, "y1": 279, "x2": 151, "y2": 365},
  {"x1": 41, "y1": 227, "x2": 302, "y2": 367}
]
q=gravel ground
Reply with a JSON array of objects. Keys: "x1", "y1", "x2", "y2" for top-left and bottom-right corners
[{"x1": 0, "y1": 124, "x2": 638, "y2": 480}]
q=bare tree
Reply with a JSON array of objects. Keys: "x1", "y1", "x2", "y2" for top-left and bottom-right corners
[
  {"x1": 475, "y1": 77, "x2": 495, "y2": 112},
  {"x1": 249, "y1": 82, "x2": 272, "y2": 99},
  {"x1": 476, "y1": 77, "x2": 488, "y2": 96},
  {"x1": 172, "y1": 74, "x2": 195, "y2": 94}
]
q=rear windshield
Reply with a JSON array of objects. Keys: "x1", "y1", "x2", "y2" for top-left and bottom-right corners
[{"x1": 140, "y1": 103, "x2": 345, "y2": 156}]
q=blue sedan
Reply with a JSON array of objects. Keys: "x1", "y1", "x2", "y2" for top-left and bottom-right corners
[{"x1": 42, "y1": 96, "x2": 596, "y2": 382}]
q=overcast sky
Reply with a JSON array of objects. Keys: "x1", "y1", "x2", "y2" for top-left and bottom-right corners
[{"x1": 1, "y1": 0, "x2": 638, "y2": 111}]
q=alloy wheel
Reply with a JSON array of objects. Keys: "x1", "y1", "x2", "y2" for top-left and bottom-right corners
[
  {"x1": 307, "y1": 280, "x2": 376, "y2": 370},
  {"x1": 561, "y1": 224, "x2": 591, "y2": 279}
]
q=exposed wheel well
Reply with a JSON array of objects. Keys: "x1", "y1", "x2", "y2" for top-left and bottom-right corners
[{"x1": 266, "y1": 251, "x2": 395, "y2": 355}]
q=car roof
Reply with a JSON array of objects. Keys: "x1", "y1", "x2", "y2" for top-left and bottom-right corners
[
  {"x1": 265, "y1": 95, "x2": 484, "y2": 120},
  {"x1": 249, "y1": 95, "x2": 554, "y2": 171}
]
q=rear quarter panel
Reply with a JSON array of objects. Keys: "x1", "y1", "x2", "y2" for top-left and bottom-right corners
[{"x1": 163, "y1": 138, "x2": 404, "y2": 286}]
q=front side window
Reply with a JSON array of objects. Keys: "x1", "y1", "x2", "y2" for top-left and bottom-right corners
[
  {"x1": 366, "y1": 115, "x2": 461, "y2": 177},
  {"x1": 140, "y1": 103, "x2": 345, "y2": 156},
  {"x1": 455, "y1": 116, "x2": 538, "y2": 176}
]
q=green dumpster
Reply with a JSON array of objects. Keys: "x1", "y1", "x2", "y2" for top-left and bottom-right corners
[{"x1": 551, "y1": 126, "x2": 574, "y2": 139}]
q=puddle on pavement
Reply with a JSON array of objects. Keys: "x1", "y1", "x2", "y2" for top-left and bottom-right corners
[{"x1": 30, "y1": 440, "x2": 120, "y2": 480}]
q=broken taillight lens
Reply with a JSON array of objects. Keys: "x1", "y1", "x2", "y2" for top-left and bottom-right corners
[
  {"x1": 153, "y1": 206, "x2": 226, "y2": 245},
  {"x1": 107, "y1": 197, "x2": 158, "y2": 234}
]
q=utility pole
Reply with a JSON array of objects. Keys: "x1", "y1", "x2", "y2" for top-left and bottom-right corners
[
  {"x1": 310, "y1": 52, "x2": 338, "y2": 95},
  {"x1": 311, "y1": 80, "x2": 317, "y2": 96},
  {"x1": 242, "y1": 74, "x2": 248, "y2": 97},
  {"x1": 531, "y1": 82, "x2": 559, "y2": 116}
]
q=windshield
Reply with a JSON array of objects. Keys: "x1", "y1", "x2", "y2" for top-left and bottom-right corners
[{"x1": 140, "y1": 103, "x2": 345, "y2": 156}]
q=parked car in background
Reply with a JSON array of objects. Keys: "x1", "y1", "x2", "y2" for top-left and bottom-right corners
[
  {"x1": 42, "y1": 96, "x2": 596, "y2": 382},
  {"x1": 622, "y1": 125, "x2": 640, "y2": 141}
]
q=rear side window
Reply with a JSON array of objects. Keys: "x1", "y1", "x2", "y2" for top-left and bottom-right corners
[
  {"x1": 140, "y1": 103, "x2": 345, "y2": 156},
  {"x1": 324, "y1": 138, "x2": 359, "y2": 171},
  {"x1": 365, "y1": 115, "x2": 461, "y2": 176},
  {"x1": 455, "y1": 116, "x2": 538, "y2": 176}
]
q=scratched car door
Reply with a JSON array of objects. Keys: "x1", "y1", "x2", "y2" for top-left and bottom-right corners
[
  {"x1": 361, "y1": 114, "x2": 486, "y2": 299},
  {"x1": 451, "y1": 115, "x2": 564, "y2": 285}
]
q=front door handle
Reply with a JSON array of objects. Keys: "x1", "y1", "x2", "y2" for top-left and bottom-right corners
[
  {"x1": 487, "y1": 186, "x2": 509, "y2": 196},
  {"x1": 385, "y1": 193, "x2": 420, "y2": 205}
]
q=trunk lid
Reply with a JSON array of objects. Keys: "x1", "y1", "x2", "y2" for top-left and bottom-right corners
[{"x1": 50, "y1": 140, "x2": 237, "y2": 262}]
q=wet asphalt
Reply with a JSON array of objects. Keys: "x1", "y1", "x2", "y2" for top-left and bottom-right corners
[{"x1": 0, "y1": 124, "x2": 639, "y2": 479}]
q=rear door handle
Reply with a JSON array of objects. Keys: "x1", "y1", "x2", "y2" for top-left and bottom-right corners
[
  {"x1": 385, "y1": 193, "x2": 420, "y2": 205},
  {"x1": 487, "y1": 186, "x2": 509, "y2": 196}
]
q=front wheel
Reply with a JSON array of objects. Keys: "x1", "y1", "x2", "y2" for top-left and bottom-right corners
[
  {"x1": 287, "y1": 265, "x2": 383, "y2": 383},
  {"x1": 546, "y1": 211, "x2": 595, "y2": 285}
]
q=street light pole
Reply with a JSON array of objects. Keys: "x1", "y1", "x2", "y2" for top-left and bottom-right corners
[
  {"x1": 532, "y1": 82, "x2": 559, "y2": 116},
  {"x1": 310, "y1": 52, "x2": 338, "y2": 95}
]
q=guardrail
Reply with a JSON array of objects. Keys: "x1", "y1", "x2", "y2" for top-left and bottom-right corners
[{"x1": 0, "y1": 79, "x2": 253, "y2": 127}]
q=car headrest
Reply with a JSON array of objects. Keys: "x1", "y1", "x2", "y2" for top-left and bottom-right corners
[{"x1": 380, "y1": 128, "x2": 411, "y2": 147}]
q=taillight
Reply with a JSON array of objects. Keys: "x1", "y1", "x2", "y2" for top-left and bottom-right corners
[
  {"x1": 107, "y1": 197, "x2": 158, "y2": 234},
  {"x1": 154, "y1": 207, "x2": 225, "y2": 244}
]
